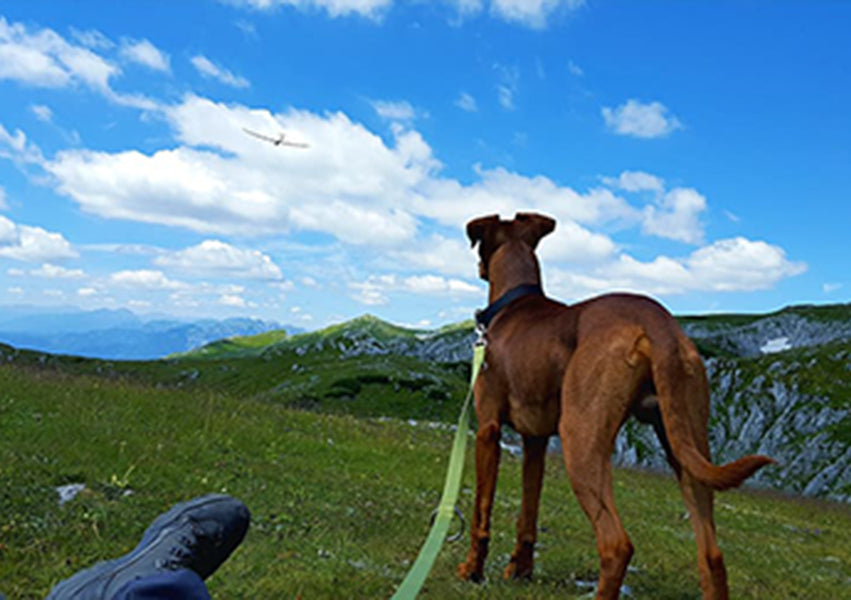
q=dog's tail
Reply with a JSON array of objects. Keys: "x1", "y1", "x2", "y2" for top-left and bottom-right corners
[{"x1": 648, "y1": 328, "x2": 775, "y2": 491}]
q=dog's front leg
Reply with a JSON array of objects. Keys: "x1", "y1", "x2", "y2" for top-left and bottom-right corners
[
  {"x1": 504, "y1": 434, "x2": 547, "y2": 580},
  {"x1": 457, "y1": 420, "x2": 501, "y2": 582}
]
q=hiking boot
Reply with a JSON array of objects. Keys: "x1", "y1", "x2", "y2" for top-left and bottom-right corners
[{"x1": 47, "y1": 494, "x2": 250, "y2": 600}]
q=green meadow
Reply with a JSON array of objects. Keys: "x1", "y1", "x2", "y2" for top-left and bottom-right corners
[{"x1": 1, "y1": 353, "x2": 849, "y2": 599}]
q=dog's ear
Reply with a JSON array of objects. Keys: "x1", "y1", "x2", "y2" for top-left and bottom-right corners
[
  {"x1": 514, "y1": 212, "x2": 556, "y2": 249},
  {"x1": 466, "y1": 214, "x2": 500, "y2": 248}
]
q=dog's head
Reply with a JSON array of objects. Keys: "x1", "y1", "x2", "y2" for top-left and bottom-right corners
[{"x1": 466, "y1": 212, "x2": 555, "y2": 280}]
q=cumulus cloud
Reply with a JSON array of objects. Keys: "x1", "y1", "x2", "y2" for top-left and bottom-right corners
[
  {"x1": 154, "y1": 240, "x2": 283, "y2": 280},
  {"x1": 602, "y1": 99, "x2": 683, "y2": 139},
  {"x1": 547, "y1": 237, "x2": 806, "y2": 299},
  {"x1": 0, "y1": 17, "x2": 157, "y2": 109},
  {"x1": 371, "y1": 99, "x2": 416, "y2": 121},
  {"x1": 191, "y1": 55, "x2": 249, "y2": 88},
  {"x1": 0, "y1": 215, "x2": 77, "y2": 262},
  {"x1": 642, "y1": 187, "x2": 707, "y2": 244},
  {"x1": 489, "y1": 0, "x2": 585, "y2": 29},
  {"x1": 219, "y1": 293, "x2": 248, "y2": 307},
  {"x1": 120, "y1": 38, "x2": 170, "y2": 72},
  {"x1": 538, "y1": 219, "x2": 617, "y2": 263},
  {"x1": 29, "y1": 263, "x2": 86, "y2": 279},
  {"x1": 0, "y1": 16, "x2": 115, "y2": 89},
  {"x1": 388, "y1": 234, "x2": 477, "y2": 277},
  {"x1": 416, "y1": 165, "x2": 637, "y2": 229},
  {"x1": 604, "y1": 170, "x2": 665, "y2": 193},
  {"x1": 45, "y1": 94, "x2": 431, "y2": 244},
  {"x1": 9, "y1": 85, "x2": 804, "y2": 303},
  {"x1": 109, "y1": 269, "x2": 186, "y2": 289},
  {"x1": 349, "y1": 272, "x2": 479, "y2": 304}
]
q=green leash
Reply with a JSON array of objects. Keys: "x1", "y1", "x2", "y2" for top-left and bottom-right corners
[{"x1": 391, "y1": 342, "x2": 486, "y2": 600}]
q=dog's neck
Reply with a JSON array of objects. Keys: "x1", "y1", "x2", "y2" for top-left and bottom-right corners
[{"x1": 487, "y1": 241, "x2": 542, "y2": 303}]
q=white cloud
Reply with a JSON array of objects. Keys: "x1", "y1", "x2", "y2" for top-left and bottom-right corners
[
  {"x1": 30, "y1": 263, "x2": 86, "y2": 279},
  {"x1": 371, "y1": 99, "x2": 416, "y2": 121},
  {"x1": 0, "y1": 16, "x2": 116, "y2": 91},
  {"x1": 109, "y1": 269, "x2": 186, "y2": 290},
  {"x1": 7, "y1": 286, "x2": 23, "y2": 295},
  {"x1": 0, "y1": 184, "x2": 6, "y2": 209},
  {"x1": 455, "y1": 92, "x2": 478, "y2": 112},
  {"x1": 823, "y1": 283, "x2": 842, "y2": 294},
  {"x1": 190, "y1": 55, "x2": 249, "y2": 88},
  {"x1": 494, "y1": 63, "x2": 519, "y2": 110},
  {"x1": 548, "y1": 237, "x2": 806, "y2": 300},
  {"x1": 349, "y1": 272, "x2": 479, "y2": 304},
  {"x1": 120, "y1": 38, "x2": 170, "y2": 72},
  {"x1": 46, "y1": 94, "x2": 432, "y2": 244},
  {"x1": 602, "y1": 99, "x2": 683, "y2": 139},
  {"x1": 403, "y1": 274, "x2": 479, "y2": 295},
  {"x1": 538, "y1": 219, "x2": 617, "y2": 263},
  {"x1": 0, "y1": 18, "x2": 158, "y2": 110},
  {"x1": 416, "y1": 165, "x2": 638, "y2": 229},
  {"x1": 0, "y1": 123, "x2": 45, "y2": 165},
  {"x1": 0, "y1": 215, "x2": 77, "y2": 262},
  {"x1": 69, "y1": 28, "x2": 114, "y2": 51},
  {"x1": 389, "y1": 234, "x2": 476, "y2": 277},
  {"x1": 349, "y1": 274, "x2": 393, "y2": 305},
  {"x1": 227, "y1": 0, "x2": 393, "y2": 19},
  {"x1": 78, "y1": 287, "x2": 97, "y2": 296},
  {"x1": 642, "y1": 187, "x2": 707, "y2": 244},
  {"x1": 230, "y1": 0, "x2": 582, "y2": 27},
  {"x1": 219, "y1": 293, "x2": 247, "y2": 307},
  {"x1": 685, "y1": 237, "x2": 806, "y2": 291},
  {"x1": 604, "y1": 170, "x2": 664, "y2": 193},
  {"x1": 489, "y1": 0, "x2": 585, "y2": 29},
  {"x1": 30, "y1": 104, "x2": 53, "y2": 123},
  {"x1": 154, "y1": 240, "x2": 283, "y2": 280}
]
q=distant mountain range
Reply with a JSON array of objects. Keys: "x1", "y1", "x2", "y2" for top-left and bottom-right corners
[
  {"x1": 0, "y1": 303, "x2": 848, "y2": 500},
  {"x1": 0, "y1": 306, "x2": 303, "y2": 360}
]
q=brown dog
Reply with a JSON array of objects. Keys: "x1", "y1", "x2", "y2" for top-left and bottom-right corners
[{"x1": 457, "y1": 212, "x2": 774, "y2": 600}]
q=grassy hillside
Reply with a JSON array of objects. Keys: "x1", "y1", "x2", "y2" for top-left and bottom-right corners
[{"x1": 1, "y1": 364, "x2": 849, "y2": 599}]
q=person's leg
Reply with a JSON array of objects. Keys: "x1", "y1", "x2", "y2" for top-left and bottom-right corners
[
  {"x1": 110, "y1": 569, "x2": 210, "y2": 600},
  {"x1": 46, "y1": 494, "x2": 249, "y2": 600}
]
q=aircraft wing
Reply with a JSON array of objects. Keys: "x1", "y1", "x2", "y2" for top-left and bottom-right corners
[{"x1": 243, "y1": 128, "x2": 278, "y2": 144}]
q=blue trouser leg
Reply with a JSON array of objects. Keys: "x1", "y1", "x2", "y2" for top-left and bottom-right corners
[{"x1": 110, "y1": 569, "x2": 211, "y2": 600}]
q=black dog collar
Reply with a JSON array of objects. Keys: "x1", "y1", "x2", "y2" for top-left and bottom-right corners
[{"x1": 475, "y1": 283, "x2": 543, "y2": 329}]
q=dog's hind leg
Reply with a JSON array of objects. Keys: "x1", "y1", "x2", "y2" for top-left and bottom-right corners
[
  {"x1": 504, "y1": 434, "x2": 548, "y2": 580},
  {"x1": 667, "y1": 372, "x2": 730, "y2": 599},
  {"x1": 559, "y1": 334, "x2": 644, "y2": 600},
  {"x1": 678, "y1": 471, "x2": 729, "y2": 599},
  {"x1": 457, "y1": 416, "x2": 502, "y2": 582}
]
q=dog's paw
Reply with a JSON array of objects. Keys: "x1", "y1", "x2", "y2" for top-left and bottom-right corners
[
  {"x1": 503, "y1": 559, "x2": 534, "y2": 580},
  {"x1": 456, "y1": 561, "x2": 484, "y2": 583}
]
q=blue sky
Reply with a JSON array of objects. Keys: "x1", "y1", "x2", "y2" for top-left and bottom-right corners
[{"x1": 0, "y1": 1, "x2": 848, "y2": 329}]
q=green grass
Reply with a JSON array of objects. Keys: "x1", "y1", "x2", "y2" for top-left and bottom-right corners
[{"x1": 1, "y1": 365, "x2": 849, "y2": 598}]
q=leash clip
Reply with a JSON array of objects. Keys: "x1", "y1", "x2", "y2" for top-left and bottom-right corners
[{"x1": 474, "y1": 321, "x2": 487, "y2": 348}]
